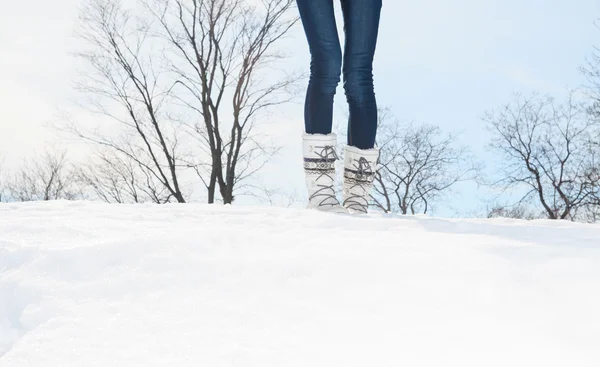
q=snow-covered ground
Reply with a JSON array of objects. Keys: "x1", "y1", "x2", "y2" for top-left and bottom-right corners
[{"x1": 1, "y1": 201, "x2": 599, "y2": 366}]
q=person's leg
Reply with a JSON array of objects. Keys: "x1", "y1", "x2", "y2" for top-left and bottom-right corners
[
  {"x1": 340, "y1": 0, "x2": 382, "y2": 149},
  {"x1": 296, "y1": 0, "x2": 342, "y2": 135},
  {"x1": 339, "y1": 0, "x2": 382, "y2": 213},
  {"x1": 297, "y1": 1, "x2": 347, "y2": 213}
]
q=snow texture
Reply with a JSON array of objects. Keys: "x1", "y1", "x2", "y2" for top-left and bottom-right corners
[{"x1": 1, "y1": 201, "x2": 600, "y2": 366}]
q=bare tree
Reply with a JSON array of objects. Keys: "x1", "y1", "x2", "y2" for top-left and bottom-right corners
[
  {"x1": 486, "y1": 203, "x2": 539, "y2": 220},
  {"x1": 6, "y1": 150, "x2": 83, "y2": 202},
  {"x1": 370, "y1": 109, "x2": 479, "y2": 214},
  {"x1": 72, "y1": 0, "x2": 189, "y2": 203},
  {"x1": 148, "y1": 0, "x2": 300, "y2": 204},
  {"x1": 72, "y1": 0, "x2": 299, "y2": 205},
  {"x1": 238, "y1": 183, "x2": 299, "y2": 207},
  {"x1": 74, "y1": 149, "x2": 171, "y2": 203},
  {"x1": 484, "y1": 92, "x2": 600, "y2": 221}
]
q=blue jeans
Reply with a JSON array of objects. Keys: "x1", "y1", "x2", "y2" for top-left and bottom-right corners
[{"x1": 296, "y1": 0, "x2": 382, "y2": 150}]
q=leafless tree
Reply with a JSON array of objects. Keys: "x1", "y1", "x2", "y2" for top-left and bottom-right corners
[
  {"x1": 370, "y1": 109, "x2": 479, "y2": 214},
  {"x1": 484, "y1": 92, "x2": 600, "y2": 221},
  {"x1": 486, "y1": 203, "x2": 539, "y2": 220},
  {"x1": 72, "y1": 0, "x2": 299, "y2": 205},
  {"x1": 72, "y1": 0, "x2": 192, "y2": 203},
  {"x1": 147, "y1": 0, "x2": 299, "y2": 204},
  {"x1": 74, "y1": 149, "x2": 171, "y2": 203},
  {"x1": 238, "y1": 183, "x2": 299, "y2": 207},
  {"x1": 6, "y1": 150, "x2": 83, "y2": 202},
  {"x1": 570, "y1": 200, "x2": 600, "y2": 223}
]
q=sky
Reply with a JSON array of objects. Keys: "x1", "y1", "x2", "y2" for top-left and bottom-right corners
[{"x1": 1, "y1": 0, "x2": 599, "y2": 216}]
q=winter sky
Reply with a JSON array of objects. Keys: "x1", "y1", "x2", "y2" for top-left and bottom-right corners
[{"x1": 1, "y1": 0, "x2": 599, "y2": 216}]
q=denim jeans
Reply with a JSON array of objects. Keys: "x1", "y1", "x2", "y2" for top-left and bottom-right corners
[{"x1": 296, "y1": 0, "x2": 382, "y2": 150}]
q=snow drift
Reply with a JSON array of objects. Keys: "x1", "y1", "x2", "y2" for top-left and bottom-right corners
[{"x1": 1, "y1": 201, "x2": 599, "y2": 366}]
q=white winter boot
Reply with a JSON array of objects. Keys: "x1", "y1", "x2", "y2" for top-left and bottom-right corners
[
  {"x1": 303, "y1": 133, "x2": 348, "y2": 214},
  {"x1": 342, "y1": 145, "x2": 380, "y2": 214}
]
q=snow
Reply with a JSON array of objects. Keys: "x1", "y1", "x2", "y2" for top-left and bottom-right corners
[{"x1": 1, "y1": 201, "x2": 599, "y2": 366}]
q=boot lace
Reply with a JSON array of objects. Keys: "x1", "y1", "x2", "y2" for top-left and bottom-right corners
[
  {"x1": 309, "y1": 145, "x2": 342, "y2": 208},
  {"x1": 343, "y1": 157, "x2": 373, "y2": 213}
]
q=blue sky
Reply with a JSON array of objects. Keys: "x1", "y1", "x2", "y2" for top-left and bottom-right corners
[{"x1": 1, "y1": 0, "x2": 599, "y2": 216}]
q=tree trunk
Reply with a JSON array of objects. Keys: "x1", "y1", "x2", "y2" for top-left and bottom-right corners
[{"x1": 207, "y1": 171, "x2": 217, "y2": 204}]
